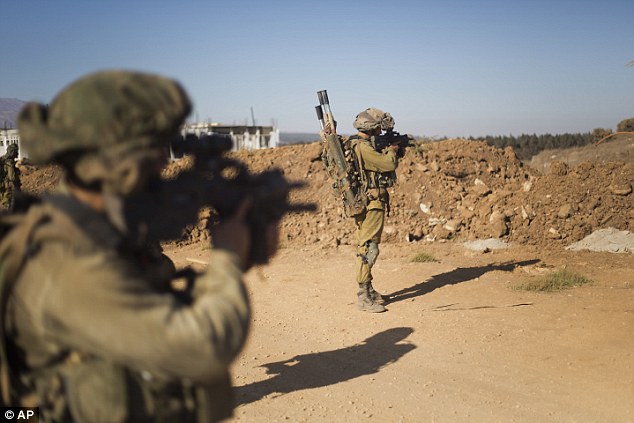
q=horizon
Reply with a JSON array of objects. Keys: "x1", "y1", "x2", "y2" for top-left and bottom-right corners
[{"x1": 1, "y1": 1, "x2": 632, "y2": 138}]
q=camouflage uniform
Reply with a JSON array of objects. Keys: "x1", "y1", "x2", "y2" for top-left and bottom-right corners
[
  {"x1": 350, "y1": 108, "x2": 399, "y2": 313},
  {"x1": 0, "y1": 144, "x2": 21, "y2": 209},
  {"x1": 1, "y1": 71, "x2": 250, "y2": 422}
]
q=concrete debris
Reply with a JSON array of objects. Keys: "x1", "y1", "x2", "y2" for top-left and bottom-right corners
[
  {"x1": 463, "y1": 238, "x2": 511, "y2": 252},
  {"x1": 565, "y1": 228, "x2": 634, "y2": 254}
]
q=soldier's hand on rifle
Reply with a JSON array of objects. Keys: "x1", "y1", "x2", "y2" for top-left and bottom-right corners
[{"x1": 211, "y1": 198, "x2": 252, "y2": 270}]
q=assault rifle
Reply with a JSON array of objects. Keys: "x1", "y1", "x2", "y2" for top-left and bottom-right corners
[
  {"x1": 124, "y1": 134, "x2": 316, "y2": 265},
  {"x1": 315, "y1": 90, "x2": 367, "y2": 216},
  {"x1": 374, "y1": 129, "x2": 415, "y2": 158}
]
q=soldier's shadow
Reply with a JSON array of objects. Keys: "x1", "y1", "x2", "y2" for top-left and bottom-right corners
[
  {"x1": 234, "y1": 327, "x2": 415, "y2": 406},
  {"x1": 387, "y1": 259, "x2": 540, "y2": 304}
]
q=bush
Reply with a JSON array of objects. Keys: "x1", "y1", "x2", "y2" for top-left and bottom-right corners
[
  {"x1": 591, "y1": 127, "x2": 612, "y2": 142},
  {"x1": 617, "y1": 118, "x2": 634, "y2": 133},
  {"x1": 514, "y1": 269, "x2": 592, "y2": 292},
  {"x1": 410, "y1": 252, "x2": 438, "y2": 263}
]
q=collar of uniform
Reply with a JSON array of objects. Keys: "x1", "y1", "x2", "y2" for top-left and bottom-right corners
[{"x1": 42, "y1": 190, "x2": 123, "y2": 251}]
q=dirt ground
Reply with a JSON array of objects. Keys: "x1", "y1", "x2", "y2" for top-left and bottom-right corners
[
  {"x1": 20, "y1": 135, "x2": 634, "y2": 422},
  {"x1": 164, "y1": 239, "x2": 633, "y2": 422}
]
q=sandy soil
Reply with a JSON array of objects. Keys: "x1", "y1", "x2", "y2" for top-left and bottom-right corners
[{"x1": 164, "y1": 240, "x2": 634, "y2": 423}]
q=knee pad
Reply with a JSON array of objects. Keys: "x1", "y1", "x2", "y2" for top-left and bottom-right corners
[
  {"x1": 357, "y1": 241, "x2": 379, "y2": 266},
  {"x1": 365, "y1": 241, "x2": 379, "y2": 267}
]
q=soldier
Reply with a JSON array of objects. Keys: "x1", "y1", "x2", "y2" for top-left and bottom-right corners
[
  {"x1": 0, "y1": 143, "x2": 21, "y2": 209},
  {"x1": 348, "y1": 108, "x2": 401, "y2": 313},
  {"x1": 0, "y1": 71, "x2": 270, "y2": 422}
]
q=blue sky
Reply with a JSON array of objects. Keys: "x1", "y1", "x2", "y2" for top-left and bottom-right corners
[{"x1": 1, "y1": 0, "x2": 632, "y2": 137}]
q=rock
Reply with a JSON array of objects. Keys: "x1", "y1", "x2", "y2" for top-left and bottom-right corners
[
  {"x1": 428, "y1": 217, "x2": 444, "y2": 227},
  {"x1": 412, "y1": 227, "x2": 424, "y2": 239},
  {"x1": 557, "y1": 204, "x2": 572, "y2": 219},
  {"x1": 472, "y1": 184, "x2": 492, "y2": 197},
  {"x1": 489, "y1": 210, "x2": 505, "y2": 223},
  {"x1": 547, "y1": 227, "x2": 562, "y2": 239},
  {"x1": 419, "y1": 203, "x2": 432, "y2": 214},
  {"x1": 458, "y1": 206, "x2": 475, "y2": 220},
  {"x1": 550, "y1": 161, "x2": 569, "y2": 176},
  {"x1": 444, "y1": 219, "x2": 463, "y2": 232},
  {"x1": 490, "y1": 218, "x2": 509, "y2": 238},
  {"x1": 609, "y1": 184, "x2": 632, "y2": 196},
  {"x1": 566, "y1": 228, "x2": 634, "y2": 253},
  {"x1": 521, "y1": 205, "x2": 535, "y2": 221},
  {"x1": 432, "y1": 224, "x2": 451, "y2": 240}
]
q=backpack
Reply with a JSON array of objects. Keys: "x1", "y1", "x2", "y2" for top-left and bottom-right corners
[{"x1": 320, "y1": 134, "x2": 368, "y2": 217}]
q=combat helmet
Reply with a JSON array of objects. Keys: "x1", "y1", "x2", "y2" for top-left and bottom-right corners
[
  {"x1": 353, "y1": 108, "x2": 394, "y2": 133},
  {"x1": 5, "y1": 143, "x2": 18, "y2": 157},
  {"x1": 18, "y1": 70, "x2": 192, "y2": 194}
]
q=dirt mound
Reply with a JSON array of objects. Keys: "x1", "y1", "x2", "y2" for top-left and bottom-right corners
[
  {"x1": 17, "y1": 162, "x2": 63, "y2": 195},
  {"x1": 17, "y1": 139, "x2": 633, "y2": 249},
  {"x1": 231, "y1": 139, "x2": 632, "y2": 249},
  {"x1": 508, "y1": 160, "x2": 633, "y2": 245}
]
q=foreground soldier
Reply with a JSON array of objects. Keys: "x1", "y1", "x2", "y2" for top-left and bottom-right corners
[
  {"x1": 0, "y1": 71, "x2": 262, "y2": 422},
  {"x1": 0, "y1": 143, "x2": 21, "y2": 209},
  {"x1": 348, "y1": 109, "x2": 400, "y2": 313}
]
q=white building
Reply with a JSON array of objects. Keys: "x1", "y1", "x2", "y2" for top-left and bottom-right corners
[
  {"x1": 0, "y1": 122, "x2": 280, "y2": 161},
  {"x1": 183, "y1": 122, "x2": 279, "y2": 151}
]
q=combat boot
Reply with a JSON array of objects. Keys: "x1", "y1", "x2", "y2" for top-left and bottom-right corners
[
  {"x1": 368, "y1": 282, "x2": 388, "y2": 305},
  {"x1": 357, "y1": 283, "x2": 386, "y2": 313}
]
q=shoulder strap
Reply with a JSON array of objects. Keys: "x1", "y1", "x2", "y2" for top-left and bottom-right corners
[{"x1": 348, "y1": 138, "x2": 370, "y2": 191}]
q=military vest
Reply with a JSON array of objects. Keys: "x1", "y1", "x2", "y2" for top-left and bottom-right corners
[{"x1": 348, "y1": 135, "x2": 398, "y2": 191}]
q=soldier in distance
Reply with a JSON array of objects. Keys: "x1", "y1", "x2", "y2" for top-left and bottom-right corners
[{"x1": 347, "y1": 108, "x2": 400, "y2": 313}]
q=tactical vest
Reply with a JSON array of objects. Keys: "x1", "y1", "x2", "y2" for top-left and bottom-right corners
[
  {"x1": 348, "y1": 135, "x2": 397, "y2": 191},
  {"x1": 0, "y1": 194, "x2": 230, "y2": 422}
]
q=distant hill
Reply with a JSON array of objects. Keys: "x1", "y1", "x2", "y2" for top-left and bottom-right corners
[
  {"x1": 279, "y1": 133, "x2": 319, "y2": 145},
  {"x1": 0, "y1": 98, "x2": 27, "y2": 128}
]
